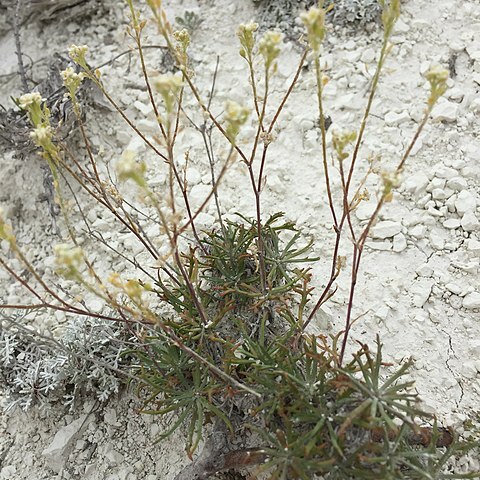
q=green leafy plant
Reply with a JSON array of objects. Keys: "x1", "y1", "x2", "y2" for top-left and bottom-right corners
[
  {"x1": 0, "y1": 0, "x2": 478, "y2": 479},
  {"x1": 175, "y1": 10, "x2": 203, "y2": 35}
]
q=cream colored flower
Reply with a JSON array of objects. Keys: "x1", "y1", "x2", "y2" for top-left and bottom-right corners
[
  {"x1": 30, "y1": 125, "x2": 53, "y2": 145},
  {"x1": 300, "y1": 6, "x2": 326, "y2": 52},
  {"x1": 154, "y1": 73, "x2": 183, "y2": 113},
  {"x1": 68, "y1": 44, "x2": 89, "y2": 67},
  {"x1": 237, "y1": 21, "x2": 258, "y2": 58},
  {"x1": 258, "y1": 31, "x2": 283, "y2": 71},
  {"x1": 425, "y1": 64, "x2": 449, "y2": 107},
  {"x1": 224, "y1": 100, "x2": 249, "y2": 143},
  {"x1": 61, "y1": 67, "x2": 85, "y2": 93},
  {"x1": 18, "y1": 92, "x2": 43, "y2": 110},
  {"x1": 116, "y1": 150, "x2": 147, "y2": 186},
  {"x1": 0, "y1": 207, "x2": 15, "y2": 245},
  {"x1": 54, "y1": 243, "x2": 84, "y2": 279}
]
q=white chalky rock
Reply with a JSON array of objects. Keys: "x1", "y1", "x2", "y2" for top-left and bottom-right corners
[
  {"x1": 431, "y1": 188, "x2": 446, "y2": 200},
  {"x1": 446, "y1": 195, "x2": 457, "y2": 212},
  {"x1": 427, "y1": 177, "x2": 446, "y2": 191},
  {"x1": 455, "y1": 190, "x2": 477, "y2": 215},
  {"x1": 366, "y1": 240, "x2": 392, "y2": 251},
  {"x1": 427, "y1": 206, "x2": 444, "y2": 217},
  {"x1": 126, "y1": 136, "x2": 145, "y2": 153},
  {"x1": 104, "y1": 408, "x2": 120, "y2": 427},
  {"x1": 91, "y1": 217, "x2": 110, "y2": 233},
  {"x1": 104, "y1": 445, "x2": 125, "y2": 465},
  {"x1": 355, "y1": 201, "x2": 376, "y2": 220},
  {"x1": 447, "y1": 177, "x2": 468, "y2": 191},
  {"x1": 403, "y1": 172, "x2": 429, "y2": 194},
  {"x1": 392, "y1": 233, "x2": 407, "y2": 252},
  {"x1": 466, "y1": 238, "x2": 480, "y2": 254},
  {"x1": 84, "y1": 296, "x2": 104, "y2": 313},
  {"x1": 466, "y1": 42, "x2": 480, "y2": 61},
  {"x1": 371, "y1": 221, "x2": 402, "y2": 239},
  {"x1": 429, "y1": 231, "x2": 445, "y2": 250},
  {"x1": 395, "y1": 19, "x2": 410, "y2": 33},
  {"x1": 469, "y1": 97, "x2": 480, "y2": 113},
  {"x1": 194, "y1": 212, "x2": 215, "y2": 228},
  {"x1": 116, "y1": 129, "x2": 131, "y2": 145},
  {"x1": 43, "y1": 415, "x2": 87, "y2": 472},
  {"x1": 461, "y1": 212, "x2": 480, "y2": 231},
  {"x1": 186, "y1": 168, "x2": 202, "y2": 186},
  {"x1": 0, "y1": 466, "x2": 16, "y2": 478},
  {"x1": 133, "y1": 100, "x2": 152, "y2": 116},
  {"x1": 411, "y1": 279, "x2": 434, "y2": 307},
  {"x1": 448, "y1": 87, "x2": 464, "y2": 102},
  {"x1": 384, "y1": 110, "x2": 410, "y2": 126},
  {"x1": 374, "y1": 304, "x2": 390, "y2": 321},
  {"x1": 361, "y1": 47, "x2": 375, "y2": 63},
  {"x1": 409, "y1": 225, "x2": 427, "y2": 239},
  {"x1": 137, "y1": 119, "x2": 157, "y2": 133},
  {"x1": 434, "y1": 165, "x2": 457, "y2": 179},
  {"x1": 462, "y1": 361, "x2": 479, "y2": 379},
  {"x1": 123, "y1": 236, "x2": 144, "y2": 257},
  {"x1": 416, "y1": 263, "x2": 433, "y2": 277},
  {"x1": 463, "y1": 292, "x2": 480, "y2": 309},
  {"x1": 188, "y1": 184, "x2": 212, "y2": 207},
  {"x1": 410, "y1": 138, "x2": 423, "y2": 156},
  {"x1": 431, "y1": 101, "x2": 458, "y2": 122},
  {"x1": 445, "y1": 283, "x2": 463, "y2": 295},
  {"x1": 443, "y1": 218, "x2": 461, "y2": 229}
]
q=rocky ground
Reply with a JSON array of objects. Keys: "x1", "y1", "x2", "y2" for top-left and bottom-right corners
[{"x1": 0, "y1": 0, "x2": 479, "y2": 478}]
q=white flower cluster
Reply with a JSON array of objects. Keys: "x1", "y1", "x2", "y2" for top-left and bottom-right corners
[
  {"x1": 18, "y1": 92, "x2": 43, "y2": 110},
  {"x1": 68, "y1": 44, "x2": 89, "y2": 66},
  {"x1": 258, "y1": 30, "x2": 283, "y2": 71},
  {"x1": 300, "y1": 6, "x2": 326, "y2": 52},
  {"x1": 61, "y1": 66, "x2": 85, "y2": 94},
  {"x1": 54, "y1": 243, "x2": 84, "y2": 279},
  {"x1": 116, "y1": 150, "x2": 147, "y2": 185},
  {"x1": 30, "y1": 125, "x2": 53, "y2": 145}
]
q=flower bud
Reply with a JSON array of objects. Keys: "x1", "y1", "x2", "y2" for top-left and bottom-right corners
[
  {"x1": 259, "y1": 31, "x2": 283, "y2": 73},
  {"x1": 68, "y1": 44, "x2": 89, "y2": 68},
  {"x1": 237, "y1": 21, "x2": 258, "y2": 59},
  {"x1": 300, "y1": 6, "x2": 326, "y2": 52},
  {"x1": 224, "y1": 100, "x2": 249, "y2": 143},
  {"x1": 54, "y1": 244, "x2": 84, "y2": 279},
  {"x1": 116, "y1": 150, "x2": 147, "y2": 186}
]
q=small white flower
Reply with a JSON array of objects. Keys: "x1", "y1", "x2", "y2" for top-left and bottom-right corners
[
  {"x1": 30, "y1": 125, "x2": 53, "y2": 145},
  {"x1": 68, "y1": 44, "x2": 89, "y2": 65},
  {"x1": 237, "y1": 21, "x2": 258, "y2": 36},
  {"x1": 61, "y1": 67, "x2": 85, "y2": 84},
  {"x1": 0, "y1": 207, "x2": 15, "y2": 244},
  {"x1": 258, "y1": 30, "x2": 283, "y2": 70},
  {"x1": 54, "y1": 244, "x2": 84, "y2": 279},
  {"x1": 18, "y1": 92, "x2": 43, "y2": 110},
  {"x1": 237, "y1": 21, "x2": 259, "y2": 58},
  {"x1": 153, "y1": 73, "x2": 184, "y2": 95},
  {"x1": 300, "y1": 6, "x2": 326, "y2": 51},
  {"x1": 116, "y1": 150, "x2": 147, "y2": 185},
  {"x1": 224, "y1": 100, "x2": 249, "y2": 143},
  {"x1": 225, "y1": 100, "x2": 249, "y2": 124}
]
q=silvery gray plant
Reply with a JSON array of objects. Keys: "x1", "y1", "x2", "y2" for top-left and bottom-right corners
[
  {"x1": 253, "y1": 0, "x2": 381, "y2": 30},
  {"x1": 0, "y1": 312, "x2": 129, "y2": 412},
  {"x1": 328, "y1": 0, "x2": 382, "y2": 26}
]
